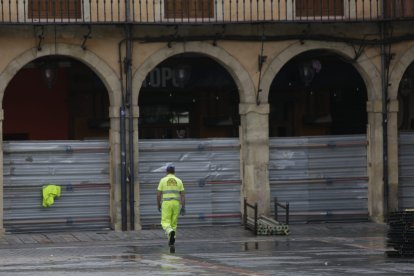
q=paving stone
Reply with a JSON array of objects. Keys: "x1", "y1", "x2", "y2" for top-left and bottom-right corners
[
  {"x1": 3, "y1": 235, "x2": 24, "y2": 245},
  {"x1": 45, "y1": 233, "x2": 79, "y2": 243},
  {"x1": 71, "y1": 232, "x2": 94, "y2": 242},
  {"x1": 85, "y1": 232, "x2": 110, "y2": 241},
  {"x1": 31, "y1": 234, "x2": 53, "y2": 244},
  {"x1": 14, "y1": 234, "x2": 38, "y2": 244}
]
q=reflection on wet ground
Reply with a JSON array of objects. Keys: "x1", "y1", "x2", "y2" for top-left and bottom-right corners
[
  {"x1": 119, "y1": 238, "x2": 414, "y2": 275},
  {"x1": 1, "y1": 223, "x2": 414, "y2": 275}
]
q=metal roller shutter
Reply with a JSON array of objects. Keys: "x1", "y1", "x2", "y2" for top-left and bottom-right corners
[
  {"x1": 399, "y1": 132, "x2": 414, "y2": 210},
  {"x1": 269, "y1": 135, "x2": 369, "y2": 223},
  {"x1": 139, "y1": 138, "x2": 241, "y2": 228},
  {"x1": 3, "y1": 140, "x2": 111, "y2": 233}
]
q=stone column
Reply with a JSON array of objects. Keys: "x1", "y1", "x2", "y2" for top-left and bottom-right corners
[
  {"x1": 239, "y1": 103, "x2": 270, "y2": 216},
  {"x1": 0, "y1": 109, "x2": 4, "y2": 234},
  {"x1": 130, "y1": 104, "x2": 141, "y2": 230},
  {"x1": 387, "y1": 99, "x2": 399, "y2": 212},
  {"x1": 109, "y1": 105, "x2": 122, "y2": 230},
  {"x1": 366, "y1": 100, "x2": 385, "y2": 222}
]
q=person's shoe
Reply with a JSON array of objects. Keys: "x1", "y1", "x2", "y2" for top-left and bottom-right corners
[
  {"x1": 168, "y1": 231, "x2": 175, "y2": 246},
  {"x1": 169, "y1": 245, "x2": 175, "y2": 254}
]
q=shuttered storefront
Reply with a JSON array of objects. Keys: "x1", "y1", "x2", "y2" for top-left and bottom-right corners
[
  {"x1": 139, "y1": 139, "x2": 241, "y2": 228},
  {"x1": 3, "y1": 140, "x2": 111, "y2": 232},
  {"x1": 269, "y1": 135, "x2": 369, "y2": 223},
  {"x1": 398, "y1": 132, "x2": 414, "y2": 209}
]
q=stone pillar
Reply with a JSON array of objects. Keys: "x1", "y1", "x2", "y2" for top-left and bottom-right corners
[
  {"x1": 130, "y1": 104, "x2": 141, "y2": 230},
  {"x1": 0, "y1": 109, "x2": 4, "y2": 234},
  {"x1": 366, "y1": 100, "x2": 385, "y2": 222},
  {"x1": 109, "y1": 105, "x2": 122, "y2": 231},
  {"x1": 239, "y1": 103, "x2": 270, "y2": 216},
  {"x1": 387, "y1": 99, "x2": 399, "y2": 212}
]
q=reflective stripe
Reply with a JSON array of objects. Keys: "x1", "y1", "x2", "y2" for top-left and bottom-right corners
[
  {"x1": 163, "y1": 194, "x2": 180, "y2": 199},
  {"x1": 163, "y1": 190, "x2": 180, "y2": 194},
  {"x1": 163, "y1": 198, "x2": 180, "y2": 201},
  {"x1": 162, "y1": 189, "x2": 180, "y2": 201}
]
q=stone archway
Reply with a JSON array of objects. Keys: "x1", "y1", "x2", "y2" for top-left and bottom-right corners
[
  {"x1": 132, "y1": 42, "x2": 271, "y2": 217},
  {"x1": 260, "y1": 40, "x2": 386, "y2": 222},
  {"x1": 132, "y1": 41, "x2": 256, "y2": 105},
  {"x1": 0, "y1": 43, "x2": 120, "y2": 106},
  {"x1": 0, "y1": 43, "x2": 122, "y2": 232},
  {"x1": 389, "y1": 47, "x2": 414, "y2": 100},
  {"x1": 260, "y1": 41, "x2": 381, "y2": 103},
  {"x1": 387, "y1": 45, "x2": 414, "y2": 212}
]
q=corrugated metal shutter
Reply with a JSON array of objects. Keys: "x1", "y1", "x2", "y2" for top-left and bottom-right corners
[
  {"x1": 139, "y1": 138, "x2": 241, "y2": 228},
  {"x1": 269, "y1": 135, "x2": 369, "y2": 223},
  {"x1": 3, "y1": 140, "x2": 111, "y2": 232},
  {"x1": 398, "y1": 132, "x2": 414, "y2": 209}
]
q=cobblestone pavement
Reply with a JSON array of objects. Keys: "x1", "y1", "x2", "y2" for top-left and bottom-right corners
[{"x1": 0, "y1": 223, "x2": 413, "y2": 275}]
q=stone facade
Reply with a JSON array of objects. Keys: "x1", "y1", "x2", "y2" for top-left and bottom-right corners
[{"x1": 0, "y1": 17, "x2": 413, "y2": 231}]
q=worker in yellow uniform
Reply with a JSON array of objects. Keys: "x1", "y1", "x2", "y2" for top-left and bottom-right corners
[{"x1": 157, "y1": 163, "x2": 185, "y2": 247}]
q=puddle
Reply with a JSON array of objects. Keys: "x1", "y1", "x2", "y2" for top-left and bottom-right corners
[{"x1": 94, "y1": 255, "x2": 142, "y2": 262}]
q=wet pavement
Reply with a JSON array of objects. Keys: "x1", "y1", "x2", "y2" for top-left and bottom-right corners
[{"x1": 0, "y1": 222, "x2": 413, "y2": 275}]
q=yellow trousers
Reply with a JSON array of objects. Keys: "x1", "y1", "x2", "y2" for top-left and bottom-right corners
[{"x1": 161, "y1": 200, "x2": 180, "y2": 236}]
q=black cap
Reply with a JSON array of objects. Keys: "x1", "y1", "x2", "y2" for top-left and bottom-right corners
[{"x1": 166, "y1": 164, "x2": 175, "y2": 173}]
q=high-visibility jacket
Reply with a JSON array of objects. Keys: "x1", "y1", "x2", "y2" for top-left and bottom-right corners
[
  {"x1": 157, "y1": 174, "x2": 184, "y2": 201},
  {"x1": 42, "y1": 184, "x2": 61, "y2": 207}
]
